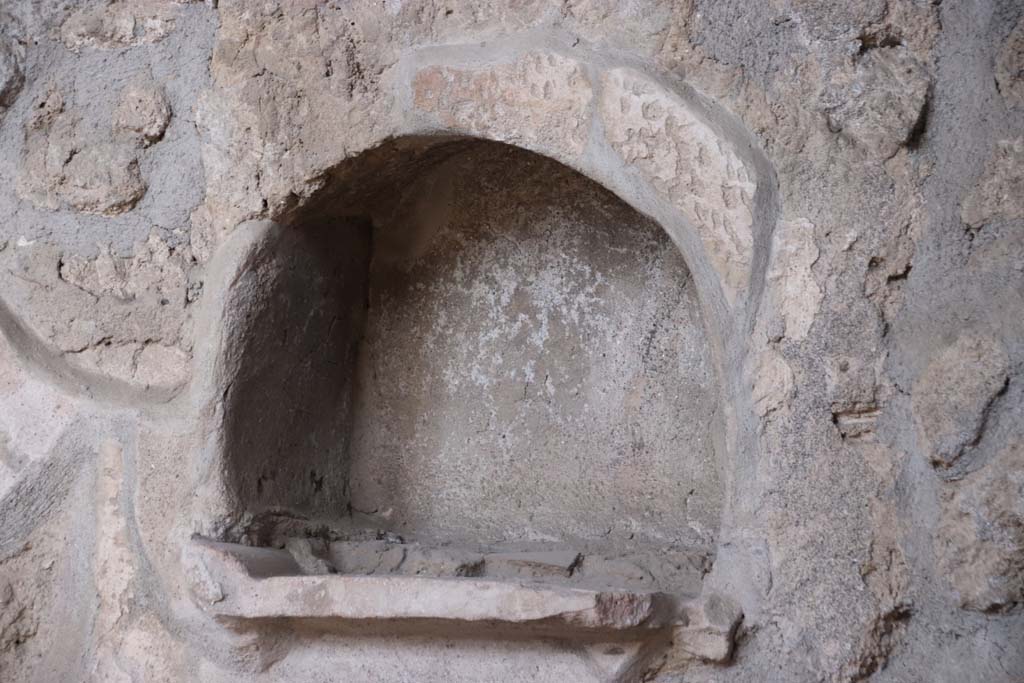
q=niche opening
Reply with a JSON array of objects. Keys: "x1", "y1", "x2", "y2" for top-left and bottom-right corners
[{"x1": 213, "y1": 138, "x2": 724, "y2": 602}]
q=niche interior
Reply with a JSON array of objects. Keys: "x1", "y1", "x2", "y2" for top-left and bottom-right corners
[{"x1": 199, "y1": 137, "x2": 727, "y2": 640}]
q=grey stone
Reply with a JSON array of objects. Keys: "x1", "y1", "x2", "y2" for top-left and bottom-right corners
[
  {"x1": 937, "y1": 441, "x2": 1024, "y2": 611},
  {"x1": 399, "y1": 546, "x2": 485, "y2": 578}
]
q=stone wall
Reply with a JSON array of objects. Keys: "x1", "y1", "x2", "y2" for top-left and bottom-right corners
[{"x1": 0, "y1": 1, "x2": 1021, "y2": 681}]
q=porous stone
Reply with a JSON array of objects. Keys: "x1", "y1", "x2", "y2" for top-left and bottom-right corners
[
  {"x1": 90, "y1": 440, "x2": 138, "y2": 674},
  {"x1": 1, "y1": 3, "x2": 1022, "y2": 682},
  {"x1": 191, "y1": 91, "x2": 266, "y2": 238},
  {"x1": 751, "y1": 348, "x2": 795, "y2": 418},
  {"x1": 665, "y1": 593, "x2": 742, "y2": 666},
  {"x1": 59, "y1": 233, "x2": 190, "y2": 304},
  {"x1": 17, "y1": 89, "x2": 147, "y2": 216},
  {"x1": 912, "y1": 332, "x2": 1009, "y2": 469},
  {"x1": 0, "y1": 582, "x2": 36, "y2": 654},
  {"x1": 191, "y1": 1, "x2": 397, "y2": 238},
  {"x1": 1, "y1": 235, "x2": 192, "y2": 392},
  {"x1": 599, "y1": 67, "x2": 757, "y2": 303},
  {"x1": 132, "y1": 344, "x2": 191, "y2": 389},
  {"x1": 412, "y1": 51, "x2": 593, "y2": 158},
  {"x1": 59, "y1": 143, "x2": 146, "y2": 216}
]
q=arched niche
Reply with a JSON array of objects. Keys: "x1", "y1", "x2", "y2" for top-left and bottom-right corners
[
  {"x1": 214, "y1": 137, "x2": 722, "y2": 582},
  {"x1": 181, "y1": 44, "x2": 774, "y2": 668}
]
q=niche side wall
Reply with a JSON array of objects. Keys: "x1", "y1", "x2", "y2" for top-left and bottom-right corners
[{"x1": 218, "y1": 217, "x2": 371, "y2": 532}]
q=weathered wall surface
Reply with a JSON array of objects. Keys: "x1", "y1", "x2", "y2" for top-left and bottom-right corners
[{"x1": 0, "y1": 1, "x2": 1021, "y2": 682}]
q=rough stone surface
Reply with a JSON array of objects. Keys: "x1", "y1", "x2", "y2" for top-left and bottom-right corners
[
  {"x1": 192, "y1": 539, "x2": 673, "y2": 632},
  {"x1": 937, "y1": 441, "x2": 1024, "y2": 611},
  {"x1": 345, "y1": 143, "x2": 721, "y2": 551},
  {"x1": 60, "y1": 1, "x2": 182, "y2": 51},
  {"x1": 668, "y1": 594, "x2": 742, "y2": 665},
  {"x1": 750, "y1": 348, "x2": 795, "y2": 419},
  {"x1": 0, "y1": 28, "x2": 24, "y2": 111},
  {"x1": 823, "y1": 46, "x2": 931, "y2": 159},
  {"x1": 961, "y1": 137, "x2": 1024, "y2": 228},
  {"x1": 599, "y1": 67, "x2": 756, "y2": 303},
  {"x1": 58, "y1": 143, "x2": 147, "y2": 216},
  {"x1": 17, "y1": 88, "x2": 148, "y2": 216},
  {"x1": 1, "y1": 235, "x2": 193, "y2": 391},
  {"x1": 0, "y1": 1, "x2": 1022, "y2": 681},
  {"x1": 113, "y1": 79, "x2": 171, "y2": 146},
  {"x1": 766, "y1": 218, "x2": 822, "y2": 342},
  {"x1": 912, "y1": 332, "x2": 1009, "y2": 470}
]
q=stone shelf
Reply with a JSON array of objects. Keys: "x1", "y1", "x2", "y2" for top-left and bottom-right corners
[
  {"x1": 185, "y1": 537, "x2": 741, "y2": 670},
  {"x1": 187, "y1": 538, "x2": 681, "y2": 634}
]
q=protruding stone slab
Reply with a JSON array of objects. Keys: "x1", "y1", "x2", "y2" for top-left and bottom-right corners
[
  {"x1": 188, "y1": 539, "x2": 673, "y2": 633},
  {"x1": 599, "y1": 68, "x2": 757, "y2": 304}
]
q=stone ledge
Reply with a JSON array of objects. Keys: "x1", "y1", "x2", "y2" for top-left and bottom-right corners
[
  {"x1": 188, "y1": 538, "x2": 676, "y2": 632},
  {"x1": 185, "y1": 538, "x2": 742, "y2": 671}
]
